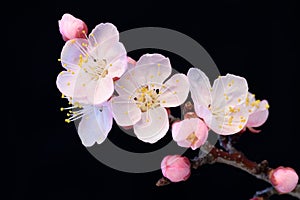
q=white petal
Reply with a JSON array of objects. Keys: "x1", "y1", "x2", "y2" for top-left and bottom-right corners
[
  {"x1": 86, "y1": 77, "x2": 114, "y2": 105},
  {"x1": 89, "y1": 23, "x2": 119, "y2": 47},
  {"x1": 187, "y1": 68, "x2": 212, "y2": 108},
  {"x1": 208, "y1": 104, "x2": 249, "y2": 135},
  {"x1": 158, "y1": 74, "x2": 190, "y2": 107},
  {"x1": 60, "y1": 38, "x2": 88, "y2": 71},
  {"x1": 211, "y1": 74, "x2": 248, "y2": 113},
  {"x1": 56, "y1": 71, "x2": 86, "y2": 98},
  {"x1": 115, "y1": 54, "x2": 171, "y2": 96},
  {"x1": 105, "y1": 42, "x2": 127, "y2": 78},
  {"x1": 132, "y1": 54, "x2": 172, "y2": 85},
  {"x1": 133, "y1": 107, "x2": 169, "y2": 143},
  {"x1": 78, "y1": 106, "x2": 112, "y2": 147},
  {"x1": 111, "y1": 96, "x2": 142, "y2": 126}
]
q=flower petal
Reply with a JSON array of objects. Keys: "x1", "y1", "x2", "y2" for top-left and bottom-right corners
[
  {"x1": 132, "y1": 53, "x2": 172, "y2": 85},
  {"x1": 172, "y1": 118, "x2": 208, "y2": 150},
  {"x1": 111, "y1": 96, "x2": 142, "y2": 126},
  {"x1": 133, "y1": 107, "x2": 169, "y2": 143},
  {"x1": 60, "y1": 38, "x2": 88, "y2": 71},
  {"x1": 78, "y1": 105, "x2": 112, "y2": 147},
  {"x1": 158, "y1": 74, "x2": 190, "y2": 107},
  {"x1": 247, "y1": 100, "x2": 269, "y2": 127},
  {"x1": 208, "y1": 104, "x2": 249, "y2": 135},
  {"x1": 187, "y1": 68, "x2": 212, "y2": 108},
  {"x1": 56, "y1": 71, "x2": 86, "y2": 98},
  {"x1": 86, "y1": 77, "x2": 114, "y2": 105},
  {"x1": 211, "y1": 74, "x2": 248, "y2": 112},
  {"x1": 115, "y1": 53, "x2": 171, "y2": 96},
  {"x1": 105, "y1": 42, "x2": 127, "y2": 78},
  {"x1": 89, "y1": 23, "x2": 119, "y2": 47}
]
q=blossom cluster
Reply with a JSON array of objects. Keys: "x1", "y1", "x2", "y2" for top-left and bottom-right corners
[{"x1": 56, "y1": 14, "x2": 298, "y2": 195}]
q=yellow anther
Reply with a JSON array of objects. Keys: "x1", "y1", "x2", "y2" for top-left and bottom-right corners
[
  {"x1": 124, "y1": 111, "x2": 128, "y2": 115},
  {"x1": 150, "y1": 75, "x2": 154, "y2": 79},
  {"x1": 162, "y1": 100, "x2": 166, "y2": 103},
  {"x1": 265, "y1": 104, "x2": 270, "y2": 109},
  {"x1": 90, "y1": 33, "x2": 94, "y2": 37},
  {"x1": 70, "y1": 39, "x2": 76, "y2": 44},
  {"x1": 58, "y1": 58, "x2": 61, "y2": 62},
  {"x1": 82, "y1": 30, "x2": 86, "y2": 34},
  {"x1": 176, "y1": 79, "x2": 179, "y2": 83},
  {"x1": 60, "y1": 107, "x2": 64, "y2": 111},
  {"x1": 240, "y1": 119, "x2": 246, "y2": 123},
  {"x1": 238, "y1": 98, "x2": 241, "y2": 102},
  {"x1": 71, "y1": 72, "x2": 75, "y2": 75},
  {"x1": 109, "y1": 64, "x2": 112, "y2": 67},
  {"x1": 67, "y1": 82, "x2": 70, "y2": 86},
  {"x1": 238, "y1": 125, "x2": 243, "y2": 129},
  {"x1": 186, "y1": 132, "x2": 199, "y2": 145},
  {"x1": 157, "y1": 63, "x2": 161, "y2": 66},
  {"x1": 248, "y1": 109, "x2": 252, "y2": 113},
  {"x1": 65, "y1": 119, "x2": 71, "y2": 123},
  {"x1": 158, "y1": 72, "x2": 161, "y2": 76},
  {"x1": 245, "y1": 97, "x2": 249, "y2": 106},
  {"x1": 63, "y1": 63, "x2": 67, "y2": 67},
  {"x1": 173, "y1": 91, "x2": 177, "y2": 94},
  {"x1": 61, "y1": 94, "x2": 65, "y2": 98},
  {"x1": 82, "y1": 83, "x2": 86, "y2": 87}
]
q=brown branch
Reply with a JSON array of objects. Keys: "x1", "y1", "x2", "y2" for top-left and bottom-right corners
[{"x1": 156, "y1": 143, "x2": 300, "y2": 199}]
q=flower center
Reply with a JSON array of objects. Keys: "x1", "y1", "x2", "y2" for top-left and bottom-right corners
[
  {"x1": 186, "y1": 132, "x2": 198, "y2": 145},
  {"x1": 79, "y1": 53, "x2": 109, "y2": 80},
  {"x1": 133, "y1": 85, "x2": 160, "y2": 112}
]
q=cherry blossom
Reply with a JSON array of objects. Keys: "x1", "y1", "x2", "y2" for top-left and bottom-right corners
[
  {"x1": 56, "y1": 23, "x2": 127, "y2": 105},
  {"x1": 111, "y1": 54, "x2": 190, "y2": 143},
  {"x1": 172, "y1": 118, "x2": 208, "y2": 150},
  {"x1": 187, "y1": 68, "x2": 249, "y2": 135},
  {"x1": 58, "y1": 13, "x2": 88, "y2": 41}
]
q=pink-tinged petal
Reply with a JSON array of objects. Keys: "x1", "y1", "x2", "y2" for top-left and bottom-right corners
[
  {"x1": 86, "y1": 77, "x2": 114, "y2": 105},
  {"x1": 158, "y1": 74, "x2": 190, "y2": 107},
  {"x1": 133, "y1": 107, "x2": 169, "y2": 143},
  {"x1": 60, "y1": 38, "x2": 88, "y2": 71},
  {"x1": 211, "y1": 74, "x2": 248, "y2": 113},
  {"x1": 172, "y1": 118, "x2": 208, "y2": 150},
  {"x1": 89, "y1": 23, "x2": 119, "y2": 47},
  {"x1": 247, "y1": 100, "x2": 269, "y2": 127},
  {"x1": 209, "y1": 104, "x2": 249, "y2": 135},
  {"x1": 270, "y1": 167, "x2": 299, "y2": 194},
  {"x1": 127, "y1": 57, "x2": 136, "y2": 69},
  {"x1": 161, "y1": 155, "x2": 191, "y2": 182},
  {"x1": 187, "y1": 68, "x2": 212, "y2": 108},
  {"x1": 58, "y1": 13, "x2": 88, "y2": 41},
  {"x1": 56, "y1": 71, "x2": 86, "y2": 98},
  {"x1": 78, "y1": 105, "x2": 112, "y2": 147},
  {"x1": 105, "y1": 42, "x2": 127, "y2": 78},
  {"x1": 111, "y1": 96, "x2": 142, "y2": 126}
]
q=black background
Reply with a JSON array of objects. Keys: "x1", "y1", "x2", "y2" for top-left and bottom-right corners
[{"x1": 12, "y1": 0, "x2": 299, "y2": 200}]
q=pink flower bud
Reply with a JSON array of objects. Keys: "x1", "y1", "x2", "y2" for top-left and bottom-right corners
[
  {"x1": 58, "y1": 13, "x2": 88, "y2": 41},
  {"x1": 161, "y1": 155, "x2": 191, "y2": 182},
  {"x1": 269, "y1": 167, "x2": 299, "y2": 193},
  {"x1": 249, "y1": 197, "x2": 263, "y2": 200}
]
